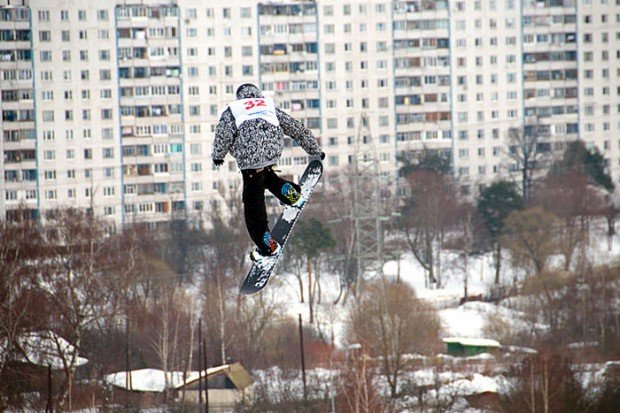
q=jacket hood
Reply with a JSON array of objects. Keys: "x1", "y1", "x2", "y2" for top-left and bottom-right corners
[{"x1": 236, "y1": 83, "x2": 263, "y2": 99}]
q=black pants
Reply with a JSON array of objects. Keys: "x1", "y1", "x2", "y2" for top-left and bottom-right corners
[{"x1": 241, "y1": 166, "x2": 301, "y2": 254}]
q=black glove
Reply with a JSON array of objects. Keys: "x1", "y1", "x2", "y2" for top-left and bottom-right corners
[
  {"x1": 213, "y1": 159, "x2": 224, "y2": 166},
  {"x1": 320, "y1": 151, "x2": 326, "y2": 161}
]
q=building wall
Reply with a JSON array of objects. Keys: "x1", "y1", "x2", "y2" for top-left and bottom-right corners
[
  {"x1": 2, "y1": 0, "x2": 620, "y2": 225},
  {"x1": 577, "y1": 0, "x2": 620, "y2": 189}
]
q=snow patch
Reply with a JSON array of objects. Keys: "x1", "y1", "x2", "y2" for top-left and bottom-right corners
[
  {"x1": 105, "y1": 366, "x2": 230, "y2": 392},
  {"x1": 3, "y1": 331, "x2": 89, "y2": 369}
]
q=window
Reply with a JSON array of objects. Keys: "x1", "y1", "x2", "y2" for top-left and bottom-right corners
[
  {"x1": 103, "y1": 148, "x2": 114, "y2": 159},
  {"x1": 39, "y1": 30, "x2": 51, "y2": 42}
]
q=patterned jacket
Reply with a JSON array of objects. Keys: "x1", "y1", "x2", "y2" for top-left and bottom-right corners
[{"x1": 212, "y1": 84, "x2": 322, "y2": 170}]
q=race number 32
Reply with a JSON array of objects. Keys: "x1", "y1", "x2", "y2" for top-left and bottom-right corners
[{"x1": 244, "y1": 99, "x2": 266, "y2": 110}]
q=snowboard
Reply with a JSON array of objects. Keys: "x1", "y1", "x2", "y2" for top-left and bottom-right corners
[{"x1": 239, "y1": 160, "x2": 323, "y2": 295}]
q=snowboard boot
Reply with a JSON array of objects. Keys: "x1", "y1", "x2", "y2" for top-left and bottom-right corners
[
  {"x1": 281, "y1": 182, "x2": 305, "y2": 209},
  {"x1": 250, "y1": 231, "x2": 281, "y2": 266}
]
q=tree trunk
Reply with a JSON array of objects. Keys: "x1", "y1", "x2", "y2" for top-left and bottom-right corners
[
  {"x1": 494, "y1": 242, "x2": 502, "y2": 285},
  {"x1": 529, "y1": 357, "x2": 536, "y2": 413},
  {"x1": 215, "y1": 270, "x2": 227, "y2": 365},
  {"x1": 542, "y1": 356, "x2": 549, "y2": 413},
  {"x1": 307, "y1": 259, "x2": 314, "y2": 324}
]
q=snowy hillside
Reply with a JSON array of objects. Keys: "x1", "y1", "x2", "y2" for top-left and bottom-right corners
[{"x1": 272, "y1": 221, "x2": 620, "y2": 347}]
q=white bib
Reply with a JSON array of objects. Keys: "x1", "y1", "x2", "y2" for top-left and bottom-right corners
[{"x1": 228, "y1": 97, "x2": 280, "y2": 128}]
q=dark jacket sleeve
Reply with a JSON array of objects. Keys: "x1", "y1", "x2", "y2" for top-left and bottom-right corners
[
  {"x1": 276, "y1": 108, "x2": 321, "y2": 156},
  {"x1": 212, "y1": 108, "x2": 236, "y2": 161}
]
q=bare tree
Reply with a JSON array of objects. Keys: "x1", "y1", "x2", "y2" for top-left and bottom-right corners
[
  {"x1": 346, "y1": 279, "x2": 440, "y2": 398},
  {"x1": 506, "y1": 124, "x2": 550, "y2": 204},
  {"x1": 202, "y1": 191, "x2": 248, "y2": 366},
  {"x1": 500, "y1": 352, "x2": 587, "y2": 413},
  {"x1": 399, "y1": 169, "x2": 458, "y2": 287},
  {"x1": 148, "y1": 289, "x2": 193, "y2": 401},
  {"x1": 336, "y1": 346, "x2": 386, "y2": 413},
  {"x1": 234, "y1": 293, "x2": 287, "y2": 370},
  {"x1": 0, "y1": 213, "x2": 42, "y2": 410},
  {"x1": 502, "y1": 208, "x2": 559, "y2": 277},
  {"x1": 286, "y1": 217, "x2": 336, "y2": 323},
  {"x1": 318, "y1": 168, "x2": 368, "y2": 303},
  {"x1": 35, "y1": 208, "x2": 134, "y2": 408},
  {"x1": 531, "y1": 172, "x2": 599, "y2": 271},
  {"x1": 446, "y1": 202, "x2": 478, "y2": 301}
]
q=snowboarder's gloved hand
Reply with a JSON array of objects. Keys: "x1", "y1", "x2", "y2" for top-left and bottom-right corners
[
  {"x1": 213, "y1": 159, "x2": 224, "y2": 167},
  {"x1": 320, "y1": 151, "x2": 325, "y2": 161}
]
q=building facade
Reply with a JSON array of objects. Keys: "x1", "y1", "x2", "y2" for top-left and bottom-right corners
[{"x1": 1, "y1": 0, "x2": 619, "y2": 225}]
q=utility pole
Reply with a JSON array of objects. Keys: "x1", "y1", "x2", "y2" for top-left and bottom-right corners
[
  {"x1": 298, "y1": 314, "x2": 307, "y2": 400},
  {"x1": 198, "y1": 318, "x2": 203, "y2": 409},
  {"x1": 203, "y1": 338, "x2": 209, "y2": 413}
]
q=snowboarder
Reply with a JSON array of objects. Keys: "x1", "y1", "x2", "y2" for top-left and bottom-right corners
[{"x1": 212, "y1": 83, "x2": 324, "y2": 263}]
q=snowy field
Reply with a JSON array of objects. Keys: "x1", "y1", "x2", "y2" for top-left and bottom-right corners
[{"x1": 272, "y1": 220, "x2": 620, "y2": 347}]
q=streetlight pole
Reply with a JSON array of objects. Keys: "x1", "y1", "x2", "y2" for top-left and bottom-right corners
[{"x1": 329, "y1": 343, "x2": 362, "y2": 413}]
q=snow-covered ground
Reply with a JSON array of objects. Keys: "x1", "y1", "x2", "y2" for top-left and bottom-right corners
[{"x1": 273, "y1": 220, "x2": 620, "y2": 347}]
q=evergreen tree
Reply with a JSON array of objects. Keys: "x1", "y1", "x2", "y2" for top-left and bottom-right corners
[
  {"x1": 398, "y1": 148, "x2": 451, "y2": 177},
  {"x1": 550, "y1": 140, "x2": 614, "y2": 192},
  {"x1": 477, "y1": 181, "x2": 523, "y2": 284}
]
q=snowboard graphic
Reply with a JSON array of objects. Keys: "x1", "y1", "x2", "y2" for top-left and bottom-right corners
[{"x1": 239, "y1": 160, "x2": 323, "y2": 295}]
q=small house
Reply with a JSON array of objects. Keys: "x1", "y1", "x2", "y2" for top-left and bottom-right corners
[
  {"x1": 443, "y1": 337, "x2": 501, "y2": 357},
  {"x1": 177, "y1": 362, "x2": 254, "y2": 410}
]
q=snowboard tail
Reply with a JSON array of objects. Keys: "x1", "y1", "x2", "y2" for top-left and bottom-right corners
[{"x1": 239, "y1": 160, "x2": 323, "y2": 295}]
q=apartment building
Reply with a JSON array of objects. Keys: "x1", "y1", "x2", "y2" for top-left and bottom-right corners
[
  {"x1": 522, "y1": 0, "x2": 579, "y2": 172},
  {"x1": 2, "y1": 0, "x2": 620, "y2": 225},
  {"x1": 393, "y1": 1, "x2": 452, "y2": 164},
  {"x1": 450, "y1": 0, "x2": 524, "y2": 195},
  {"x1": 578, "y1": 0, "x2": 620, "y2": 184},
  {"x1": 257, "y1": 1, "x2": 322, "y2": 171}
]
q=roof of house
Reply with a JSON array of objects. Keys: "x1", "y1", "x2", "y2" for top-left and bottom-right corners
[
  {"x1": 105, "y1": 362, "x2": 253, "y2": 393},
  {"x1": 443, "y1": 337, "x2": 501, "y2": 348},
  {"x1": 0, "y1": 331, "x2": 89, "y2": 369},
  {"x1": 182, "y1": 362, "x2": 253, "y2": 390}
]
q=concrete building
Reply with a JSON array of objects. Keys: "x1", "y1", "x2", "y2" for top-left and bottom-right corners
[
  {"x1": 450, "y1": 0, "x2": 524, "y2": 196},
  {"x1": 1, "y1": 0, "x2": 619, "y2": 226},
  {"x1": 393, "y1": 0, "x2": 452, "y2": 161}
]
